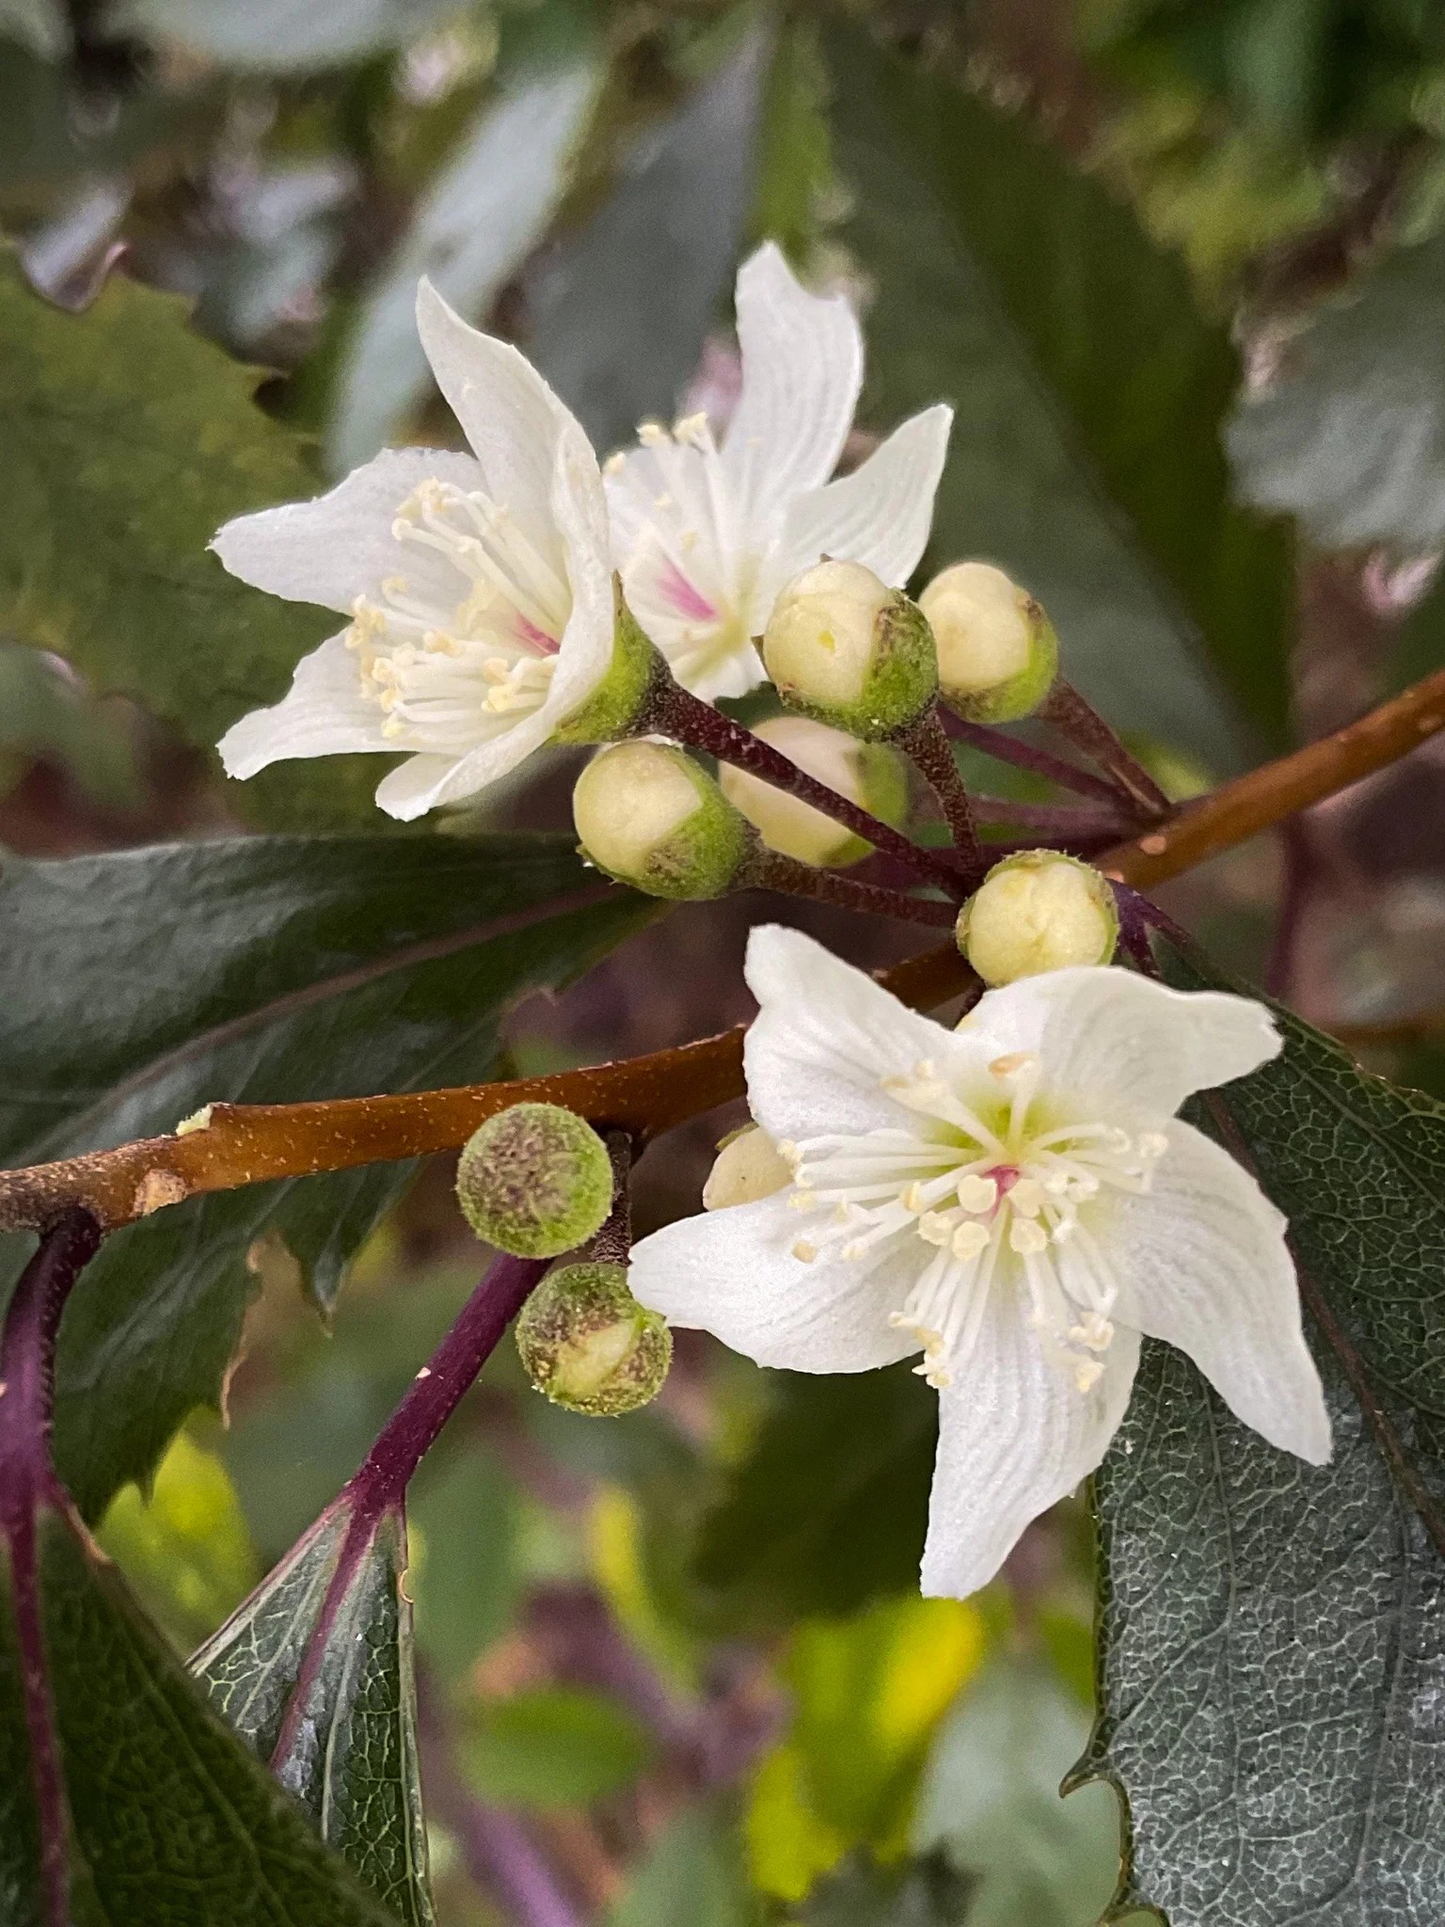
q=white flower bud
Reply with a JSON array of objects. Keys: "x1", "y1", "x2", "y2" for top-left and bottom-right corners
[
  {"x1": 457, "y1": 1103, "x2": 614, "y2": 1258},
  {"x1": 572, "y1": 740, "x2": 750, "y2": 900},
  {"x1": 762, "y1": 560, "x2": 938, "y2": 740},
  {"x1": 515, "y1": 1262, "x2": 671, "y2": 1416},
  {"x1": 702, "y1": 1126, "x2": 793, "y2": 1209},
  {"x1": 716, "y1": 717, "x2": 909, "y2": 868},
  {"x1": 919, "y1": 562, "x2": 1057, "y2": 725},
  {"x1": 956, "y1": 850, "x2": 1118, "y2": 986}
]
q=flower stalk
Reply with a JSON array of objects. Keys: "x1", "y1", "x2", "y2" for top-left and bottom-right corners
[
  {"x1": 747, "y1": 848, "x2": 960, "y2": 927},
  {"x1": 1036, "y1": 679, "x2": 1171, "y2": 818},
  {"x1": 895, "y1": 707, "x2": 982, "y2": 868}
]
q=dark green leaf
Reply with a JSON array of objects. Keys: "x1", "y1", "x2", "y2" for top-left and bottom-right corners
[
  {"x1": 526, "y1": 27, "x2": 767, "y2": 458},
  {"x1": 1229, "y1": 232, "x2": 1445, "y2": 553},
  {"x1": 0, "y1": 1496, "x2": 400, "y2": 1926},
  {"x1": 693, "y1": 1363, "x2": 935, "y2": 1632},
  {"x1": 1088, "y1": 951, "x2": 1445, "y2": 1926},
  {"x1": 0, "y1": 832, "x2": 654, "y2": 1516},
  {"x1": 913, "y1": 1659, "x2": 1121, "y2": 1927},
  {"x1": 194, "y1": 1501, "x2": 433, "y2": 1925},
  {"x1": 826, "y1": 26, "x2": 1288, "y2": 762},
  {"x1": 0, "y1": 245, "x2": 378, "y2": 827}
]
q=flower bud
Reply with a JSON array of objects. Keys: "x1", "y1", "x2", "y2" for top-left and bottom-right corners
[
  {"x1": 717, "y1": 717, "x2": 909, "y2": 868},
  {"x1": 702, "y1": 1126, "x2": 792, "y2": 1209},
  {"x1": 762, "y1": 560, "x2": 938, "y2": 740},
  {"x1": 515, "y1": 1261, "x2": 672, "y2": 1416},
  {"x1": 573, "y1": 740, "x2": 751, "y2": 900},
  {"x1": 956, "y1": 850, "x2": 1118, "y2": 986},
  {"x1": 919, "y1": 562, "x2": 1057, "y2": 725},
  {"x1": 553, "y1": 584, "x2": 662, "y2": 744},
  {"x1": 456, "y1": 1103, "x2": 614, "y2": 1258}
]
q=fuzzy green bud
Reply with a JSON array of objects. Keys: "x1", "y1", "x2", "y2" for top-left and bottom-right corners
[
  {"x1": 515, "y1": 1262, "x2": 672, "y2": 1416},
  {"x1": 702, "y1": 1126, "x2": 792, "y2": 1209},
  {"x1": 956, "y1": 850, "x2": 1118, "y2": 986},
  {"x1": 573, "y1": 740, "x2": 750, "y2": 899},
  {"x1": 919, "y1": 562, "x2": 1057, "y2": 725},
  {"x1": 762, "y1": 560, "x2": 938, "y2": 740},
  {"x1": 717, "y1": 716, "x2": 909, "y2": 868},
  {"x1": 552, "y1": 582, "x2": 662, "y2": 745},
  {"x1": 456, "y1": 1103, "x2": 614, "y2": 1258}
]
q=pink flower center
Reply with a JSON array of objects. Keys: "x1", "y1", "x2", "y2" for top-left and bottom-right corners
[
  {"x1": 658, "y1": 560, "x2": 717, "y2": 623},
  {"x1": 516, "y1": 614, "x2": 560, "y2": 656}
]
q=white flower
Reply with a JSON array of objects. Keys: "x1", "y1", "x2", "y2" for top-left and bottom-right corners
[
  {"x1": 214, "y1": 280, "x2": 615, "y2": 820},
  {"x1": 629, "y1": 927, "x2": 1331, "y2": 1600},
  {"x1": 604, "y1": 243, "x2": 953, "y2": 702}
]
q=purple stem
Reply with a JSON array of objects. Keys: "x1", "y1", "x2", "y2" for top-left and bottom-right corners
[
  {"x1": 971, "y1": 794, "x2": 1130, "y2": 837},
  {"x1": 0, "y1": 1210, "x2": 104, "y2": 1927},
  {"x1": 1037, "y1": 679, "x2": 1171, "y2": 817},
  {"x1": 896, "y1": 709, "x2": 982, "y2": 868},
  {"x1": 1265, "y1": 820, "x2": 1313, "y2": 1000},
  {"x1": 940, "y1": 710, "x2": 1128, "y2": 807},
  {"x1": 454, "y1": 1802, "x2": 585, "y2": 1927},
  {"x1": 269, "y1": 1252, "x2": 547, "y2": 1773},
  {"x1": 646, "y1": 679, "x2": 967, "y2": 899},
  {"x1": 750, "y1": 852, "x2": 958, "y2": 926}
]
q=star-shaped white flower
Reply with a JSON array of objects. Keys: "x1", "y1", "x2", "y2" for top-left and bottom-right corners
[
  {"x1": 629, "y1": 927, "x2": 1331, "y2": 1600},
  {"x1": 214, "y1": 281, "x2": 615, "y2": 820},
  {"x1": 604, "y1": 243, "x2": 953, "y2": 702}
]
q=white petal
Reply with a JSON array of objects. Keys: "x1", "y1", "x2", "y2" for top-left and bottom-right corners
[
  {"x1": 966, "y1": 965, "x2": 1282, "y2": 1117},
  {"x1": 742, "y1": 925, "x2": 960, "y2": 1143},
  {"x1": 759, "y1": 405, "x2": 953, "y2": 620},
  {"x1": 415, "y1": 278, "x2": 586, "y2": 545},
  {"x1": 921, "y1": 1303, "x2": 1139, "y2": 1599},
  {"x1": 546, "y1": 419, "x2": 620, "y2": 718},
  {"x1": 217, "y1": 632, "x2": 390, "y2": 779},
  {"x1": 1085, "y1": 1118, "x2": 1330, "y2": 1463},
  {"x1": 375, "y1": 709, "x2": 557, "y2": 821},
  {"x1": 211, "y1": 447, "x2": 483, "y2": 615},
  {"x1": 721, "y1": 242, "x2": 863, "y2": 530},
  {"x1": 628, "y1": 1192, "x2": 920, "y2": 1374}
]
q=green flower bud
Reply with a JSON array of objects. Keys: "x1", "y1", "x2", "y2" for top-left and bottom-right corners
[
  {"x1": 515, "y1": 1262, "x2": 672, "y2": 1416},
  {"x1": 456, "y1": 1103, "x2": 614, "y2": 1258},
  {"x1": 573, "y1": 740, "x2": 751, "y2": 899},
  {"x1": 956, "y1": 850, "x2": 1118, "y2": 986},
  {"x1": 553, "y1": 582, "x2": 662, "y2": 745},
  {"x1": 702, "y1": 1125, "x2": 793, "y2": 1209},
  {"x1": 716, "y1": 716, "x2": 909, "y2": 868},
  {"x1": 919, "y1": 562, "x2": 1057, "y2": 725},
  {"x1": 762, "y1": 560, "x2": 938, "y2": 740}
]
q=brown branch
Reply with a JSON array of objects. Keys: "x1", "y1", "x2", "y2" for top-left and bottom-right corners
[{"x1": 3, "y1": 669, "x2": 1444, "y2": 1237}]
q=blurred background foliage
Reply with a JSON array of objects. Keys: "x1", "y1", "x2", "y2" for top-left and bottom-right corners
[{"x1": 6, "y1": 0, "x2": 1445, "y2": 1920}]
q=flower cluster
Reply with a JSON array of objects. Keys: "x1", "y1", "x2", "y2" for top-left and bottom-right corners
[{"x1": 211, "y1": 241, "x2": 1330, "y2": 1602}]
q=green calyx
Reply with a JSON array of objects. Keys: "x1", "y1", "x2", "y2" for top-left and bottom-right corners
[
  {"x1": 921, "y1": 562, "x2": 1058, "y2": 726},
  {"x1": 763, "y1": 562, "x2": 939, "y2": 741},
  {"x1": 515, "y1": 1262, "x2": 672, "y2": 1417},
  {"x1": 456, "y1": 1103, "x2": 614, "y2": 1258},
  {"x1": 572, "y1": 739, "x2": 752, "y2": 901},
  {"x1": 553, "y1": 579, "x2": 664, "y2": 746}
]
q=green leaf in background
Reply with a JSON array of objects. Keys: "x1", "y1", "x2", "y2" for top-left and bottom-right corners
[
  {"x1": 0, "y1": 245, "x2": 384, "y2": 828},
  {"x1": 0, "y1": 640, "x2": 140, "y2": 807},
  {"x1": 791, "y1": 1849, "x2": 973, "y2": 1926},
  {"x1": 461, "y1": 1684, "x2": 656, "y2": 1810},
  {"x1": 118, "y1": 0, "x2": 458, "y2": 73},
  {"x1": 0, "y1": 831, "x2": 655, "y2": 1517},
  {"x1": 194, "y1": 1499, "x2": 433, "y2": 1925},
  {"x1": 1228, "y1": 231, "x2": 1445, "y2": 552},
  {"x1": 0, "y1": 0, "x2": 65, "y2": 60},
  {"x1": 826, "y1": 25, "x2": 1289, "y2": 765},
  {"x1": 694, "y1": 1364, "x2": 935, "y2": 1632},
  {"x1": 409, "y1": 1441, "x2": 522, "y2": 1683},
  {"x1": 608, "y1": 1804, "x2": 756, "y2": 1927},
  {"x1": 526, "y1": 24, "x2": 767, "y2": 458},
  {"x1": 1087, "y1": 951, "x2": 1445, "y2": 1926},
  {"x1": 913, "y1": 1658, "x2": 1122, "y2": 1927},
  {"x1": 0, "y1": 1491, "x2": 399, "y2": 1926},
  {"x1": 328, "y1": 55, "x2": 602, "y2": 474}
]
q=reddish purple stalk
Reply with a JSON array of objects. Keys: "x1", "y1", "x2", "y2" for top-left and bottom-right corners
[
  {"x1": 0, "y1": 1209, "x2": 104, "y2": 1927},
  {"x1": 940, "y1": 710, "x2": 1129, "y2": 807},
  {"x1": 269, "y1": 1252, "x2": 547, "y2": 1773}
]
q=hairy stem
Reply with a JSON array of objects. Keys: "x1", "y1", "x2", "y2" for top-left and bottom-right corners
[
  {"x1": 0, "y1": 1211, "x2": 104, "y2": 1927},
  {"x1": 644, "y1": 678, "x2": 966, "y2": 898},
  {"x1": 940, "y1": 709, "x2": 1128, "y2": 806},
  {"x1": 896, "y1": 708, "x2": 982, "y2": 867},
  {"x1": 2, "y1": 668, "x2": 1443, "y2": 1235},
  {"x1": 747, "y1": 849, "x2": 959, "y2": 926},
  {"x1": 1037, "y1": 679, "x2": 1171, "y2": 817}
]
